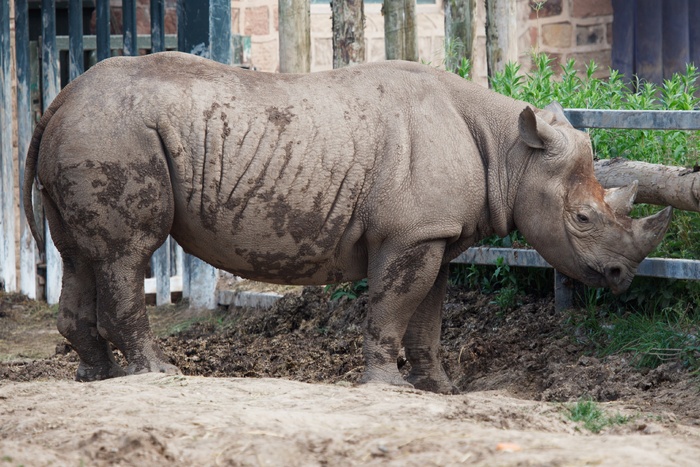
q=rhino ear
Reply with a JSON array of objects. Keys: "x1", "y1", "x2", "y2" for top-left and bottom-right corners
[{"x1": 518, "y1": 106, "x2": 562, "y2": 150}]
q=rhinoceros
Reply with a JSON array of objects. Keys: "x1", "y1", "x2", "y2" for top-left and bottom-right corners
[{"x1": 24, "y1": 52, "x2": 671, "y2": 393}]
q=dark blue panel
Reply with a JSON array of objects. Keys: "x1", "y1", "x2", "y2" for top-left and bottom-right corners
[
  {"x1": 689, "y1": 0, "x2": 700, "y2": 67},
  {"x1": 611, "y1": 0, "x2": 635, "y2": 78},
  {"x1": 662, "y1": 0, "x2": 689, "y2": 79},
  {"x1": 636, "y1": 0, "x2": 663, "y2": 84},
  {"x1": 178, "y1": 0, "x2": 210, "y2": 57},
  {"x1": 151, "y1": 0, "x2": 165, "y2": 53},
  {"x1": 123, "y1": 0, "x2": 137, "y2": 55},
  {"x1": 68, "y1": 0, "x2": 84, "y2": 80},
  {"x1": 96, "y1": 0, "x2": 110, "y2": 62},
  {"x1": 41, "y1": 0, "x2": 60, "y2": 109}
]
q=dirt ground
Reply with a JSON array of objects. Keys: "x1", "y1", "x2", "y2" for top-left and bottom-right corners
[{"x1": 1, "y1": 286, "x2": 699, "y2": 466}]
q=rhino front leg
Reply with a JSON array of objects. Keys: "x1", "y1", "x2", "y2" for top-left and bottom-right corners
[
  {"x1": 403, "y1": 264, "x2": 459, "y2": 394},
  {"x1": 57, "y1": 256, "x2": 125, "y2": 381},
  {"x1": 361, "y1": 240, "x2": 445, "y2": 388},
  {"x1": 94, "y1": 256, "x2": 179, "y2": 376}
]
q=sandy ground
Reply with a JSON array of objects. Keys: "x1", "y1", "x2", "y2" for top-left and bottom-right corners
[
  {"x1": 2, "y1": 374, "x2": 699, "y2": 466},
  {"x1": 1, "y1": 288, "x2": 699, "y2": 465}
]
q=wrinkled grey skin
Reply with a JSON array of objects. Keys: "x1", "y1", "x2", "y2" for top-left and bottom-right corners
[{"x1": 24, "y1": 52, "x2": 671, "y2": 393}]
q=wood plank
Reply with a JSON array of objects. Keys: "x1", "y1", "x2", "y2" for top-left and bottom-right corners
[
  {"x1": 150, "y1": 0, "x2": 165, "y2": 53},
  {"x1": 611, "y1": 0, "x2": 635, "y2": 78},
  {"x1": 689, "y1": 0, "x2": 700, "y2": 68},
  {"x1": 0, "y1": 0, "x2": 16, "y2": 292},
  {"x1": 122, "y1": 0, "x2": 137, "y2": 56},
  {"x1": 42, "y1": 0, "x2": 63, "y2": 305},
  {"x1": 68, "y1": 0, "x2": 84, "y2": 81},
  {"x1": 662, "y1": 0, "x2": 689, "y2": 79},
  {"x1": 95, "y1": 0, "x2": 110, "y2": 61},
  {"x1": 15, "y1": 0, "x2": 37, "y2": 299},
  {"x1": 636, "y1": 0, "x2": 663, "y2": 84}
]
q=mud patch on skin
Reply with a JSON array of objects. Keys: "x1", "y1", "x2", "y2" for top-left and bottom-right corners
[
  {"x1": 266, "y1": 106, "x2": 295, "y2": 132},
  {"x1": 382, "y1": 244, "x2": 433, "y2": 295}
]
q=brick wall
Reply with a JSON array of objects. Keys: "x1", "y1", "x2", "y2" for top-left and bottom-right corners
[
  {"x1": 237, "y1": 1, "x2": 613, "y2": 82},
  {"x1": 524, "y1": 0, "x2": 613, "y2": 77}
]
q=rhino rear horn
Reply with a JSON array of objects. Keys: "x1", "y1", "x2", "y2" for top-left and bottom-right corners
[
  {"x1": 604, "y1": 180, "x2": 638, "y2": 217},
  {"x1": 543, "y1": 101, "x2": 571, "y2": 125}
]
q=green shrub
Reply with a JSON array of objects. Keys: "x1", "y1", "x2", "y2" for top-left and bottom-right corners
[{"x1": 452, "y1": 52, "x2": 700, "y2": 372}]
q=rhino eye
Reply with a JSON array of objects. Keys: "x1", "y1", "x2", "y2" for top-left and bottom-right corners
[{"x1": 577, "y1": 213, "x2": 589, "y2": 223}]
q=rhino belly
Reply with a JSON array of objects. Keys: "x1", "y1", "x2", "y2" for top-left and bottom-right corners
[{"x1": 169, "y1": 193, "x2": 368, "y2": 285}]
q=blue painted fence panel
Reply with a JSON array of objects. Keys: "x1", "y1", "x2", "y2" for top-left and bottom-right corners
[
  {"x1": 68, "y1": 0, "x2": 84, "y2": 80},
  {"x1": 96, "y1": 0, "x2": 110, "y2": 61}
]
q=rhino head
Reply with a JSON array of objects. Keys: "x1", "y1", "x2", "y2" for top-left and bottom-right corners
[{"x1": 513, "y1": 103, "x2": 672, "y2": 294}]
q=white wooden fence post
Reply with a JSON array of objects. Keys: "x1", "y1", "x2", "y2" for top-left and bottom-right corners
[
  {"x1": 15, "y1": 0, "x2": 37, "y2": 298},
  {"x1": 152, "y1": 236, "x2": 171, "y2": 306},
  {"x1": 0, "y1": 0, "x2": 17, "y2": 293},
  {"x1": 42, "y1": 0, "x2": 62, "y2": 305}
]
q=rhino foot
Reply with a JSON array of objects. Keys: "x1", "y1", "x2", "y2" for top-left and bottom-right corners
[
  {"x1": 126, "y1": 360, "x2": 181, "y2": 376},
  {"x1": 76, "y1": 362, "x2": 127, "y2": 382},
  {"x1": 359, "y1": 366, "x2": 413, "y2": 389},
  {"x1": 406, "y1": 374, "x2": 460, "y2": 395}
]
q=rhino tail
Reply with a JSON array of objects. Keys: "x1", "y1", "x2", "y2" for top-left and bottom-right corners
[{"x1": 23, "y1": 90, "x2": 69, "y2": 255}]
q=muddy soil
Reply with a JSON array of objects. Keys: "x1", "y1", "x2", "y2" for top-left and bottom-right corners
[{"x1": 1, "y1": 287, "x2": 699, "y2": 466}]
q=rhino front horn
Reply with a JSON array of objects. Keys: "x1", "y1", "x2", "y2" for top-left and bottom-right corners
[
  {"x1": 605, "y1": 181, "x2": 638, "y2": 217},
  {"x1": 632, "y1": 206, "x2": 673, "y2": 257}
]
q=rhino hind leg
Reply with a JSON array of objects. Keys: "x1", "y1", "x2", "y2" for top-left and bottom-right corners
[
  {"x1": 41, "y1": 146, "x2": 178, "y2": 378},
  {"x1": 403, "y1": 264, "x2": 459, "y2": 394},
  {"x1": 360, "y1": 240, "x2": 446, "y2": 389},
  {"x1": 57, "y1": 255, "x2": 125, "y2": 381},
  {"x1": 93, "y1": 255, "x2": 179, "y2": 376}
]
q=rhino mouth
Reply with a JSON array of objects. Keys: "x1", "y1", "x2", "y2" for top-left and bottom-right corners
[{"x1": 579, "y1": 263, "x2": 633, "y2": 295}]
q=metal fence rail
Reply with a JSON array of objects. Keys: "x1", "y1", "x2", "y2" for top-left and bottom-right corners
[{"x1": 457, "y1": 108, "x2": 700, "y2": 310}]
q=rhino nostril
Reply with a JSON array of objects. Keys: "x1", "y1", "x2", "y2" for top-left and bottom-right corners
[{"x1": 606, "y1": 266, "x2": 622, "y2": 283}]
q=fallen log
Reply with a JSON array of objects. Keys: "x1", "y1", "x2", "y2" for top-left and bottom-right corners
[{"x1": 594, "y1": 158, "x2": 700, "y2": 213}]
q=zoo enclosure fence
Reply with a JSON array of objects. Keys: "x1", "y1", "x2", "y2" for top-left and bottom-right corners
[{"x1": 2, "y1": 1, "x2": 700, "y2": 310}]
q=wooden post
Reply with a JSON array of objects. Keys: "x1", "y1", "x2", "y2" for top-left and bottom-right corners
[
  {"x1": 444, "y1": 0, "x2": 476, "y2": 73},
  {"x1": 68, "y1": 0, "x2": 84, "y2": 81},
  {"x1": 95, "y1": 0, "x2": 110, "y2": 61},
  {"x1": 485, "y1": 0, "x2": 517, "y2": 79},
  {"x1": 331, "y1": 0, "x2": 365, "y2": 69},
  {"x1": 279, "y1": 0, "x2": 310, "y2": 72},
  {"x1": 382, "y1": 0, "x2": 417, "y2": 61},
  {"x1": 0, "y1": 0, "x2": 16, "y2": 292},
  {"x1": 42, "y1": 0, "x2": 62, "y2": 305},
  {"x1": 15, "y1": 0, "x2": 37, "y2": 299}
]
